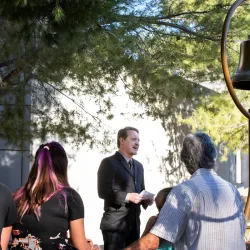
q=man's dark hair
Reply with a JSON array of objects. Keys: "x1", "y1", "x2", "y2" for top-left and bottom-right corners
[
  {"x1": 180, "y1": 132, "x2": 217, "y2": 174},
  {"x1": 117, "y1": 126, "x2": 139, "y2": 148}
]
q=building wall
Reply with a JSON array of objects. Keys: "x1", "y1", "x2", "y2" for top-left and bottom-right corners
[
  {"x1": 0, "y1": 93, "x2": 31, "y2": 191},
  {"x1": 0, "y1": 139, "x2": 30, "y2": 192}
]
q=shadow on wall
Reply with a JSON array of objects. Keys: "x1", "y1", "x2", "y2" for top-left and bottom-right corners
[
  {"x1": 157, "y1": 99, "x2": 245, "y2": 189},
  {"x1": 157, "y1": 105, "x2": 191, "y2": 186},
  {"x1": 0, "y1": 148, "x2": 31, "y2": 192},
  {"x1": 0, "y1": 150, "x2": 21, "y2": 191}
]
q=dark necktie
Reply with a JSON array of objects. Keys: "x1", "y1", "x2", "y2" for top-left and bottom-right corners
[{"x1": 128, "y1": 160, "x2": 134, "y2": 173}]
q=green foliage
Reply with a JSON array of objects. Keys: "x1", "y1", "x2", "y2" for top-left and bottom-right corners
[
  {"x1": 180, "y1": 91, "x2": 249, "y2": 160},
  {"x1": 0, "y1": 0, "x2": 250, "y2": 152}
]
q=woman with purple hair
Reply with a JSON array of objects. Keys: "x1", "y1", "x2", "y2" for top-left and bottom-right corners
[{"x1": 10, "y1": 142, "x2": 94, "y2": 250}]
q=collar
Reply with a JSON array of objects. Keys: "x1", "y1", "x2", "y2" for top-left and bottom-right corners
[
  {"x1": 118, "y1": 151, "x2": 132, "y2": 163},
  {"x1": 191, "y1": 168, "x2": 217, "y2": 178}
]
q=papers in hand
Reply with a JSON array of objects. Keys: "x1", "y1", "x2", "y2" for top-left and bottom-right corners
[{"x1": 140, "y1": 190, "x2": 155, "y2": 201}]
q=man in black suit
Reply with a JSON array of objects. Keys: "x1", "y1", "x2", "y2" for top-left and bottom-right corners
[{"x1": 98, "y1": 126, "x2": 151, "y2": 250}]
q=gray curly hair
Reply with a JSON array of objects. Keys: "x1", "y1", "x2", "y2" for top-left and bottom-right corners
[{"x1": 180, "y1": 132, "x2": 217, "y2": 174}]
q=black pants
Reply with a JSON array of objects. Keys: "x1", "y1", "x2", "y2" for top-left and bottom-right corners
[{"x1": 102, "y1": 225, "x2": 139, "y2": 250}]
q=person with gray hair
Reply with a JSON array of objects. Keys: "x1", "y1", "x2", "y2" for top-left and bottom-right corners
[
  {"x1": 180, "y1": 132, "x2": 217, "y2": 173},
  {"x1": 125, "y1": 132, "x2": 246, "y2": 250}
]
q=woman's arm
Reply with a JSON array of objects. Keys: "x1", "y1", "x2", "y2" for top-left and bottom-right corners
[
  {"x1": 1, "y1": 226, "x2": 12, "y2": 250},
  {"x1": 69, "y1": 218, "x2": 93, "y2": 250}
]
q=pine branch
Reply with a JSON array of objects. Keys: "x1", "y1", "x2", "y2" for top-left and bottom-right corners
[
  {"x1": 43, "y1": 81, "x2": 102, "y2": 123},
  {"x1": 0, "y1": 59, "x2": 18, "y2": 68},
  {"x1": 106, "y1": 15, "x2": 221, "y2": 42},
  {"x1": 1, "y1": 68, "x2": 20, "y2": 83}
]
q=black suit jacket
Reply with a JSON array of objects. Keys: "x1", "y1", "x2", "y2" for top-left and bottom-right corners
[{"x1": 98, "y1": 151, "x2": 147, "y2": 233}]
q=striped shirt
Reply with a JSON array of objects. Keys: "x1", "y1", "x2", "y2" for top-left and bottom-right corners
[{"x1": 151, "y1": 168, "x2": 246, "y2": 250}]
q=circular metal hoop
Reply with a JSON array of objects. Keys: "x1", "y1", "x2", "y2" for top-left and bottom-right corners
[{"x1": 221, "y1": 0, "x2": 250, "y2": 119}]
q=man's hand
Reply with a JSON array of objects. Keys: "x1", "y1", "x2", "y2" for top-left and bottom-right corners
[
  {"x1": 128, "y1": 193, "x2": 143, "y2": 204},
  {"x1": 124, "y1": 233, "x2": 160, "y2": 250}
]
